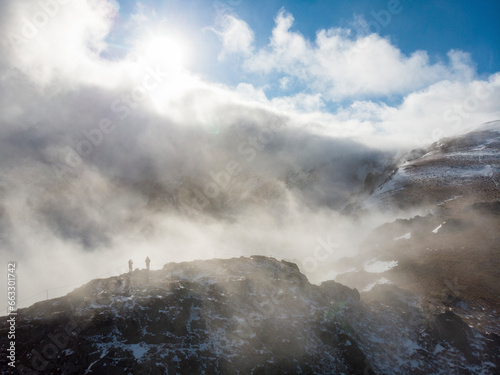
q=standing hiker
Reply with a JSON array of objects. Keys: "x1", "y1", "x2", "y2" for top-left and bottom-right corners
[
  {"x1": 128, "y1": 259, "x2": 133, "y2": 273},
  {"x1": 145, "y1": 256, "x2": 151, "y2": 271}
]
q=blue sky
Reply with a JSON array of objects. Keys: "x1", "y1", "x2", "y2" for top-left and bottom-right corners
[
  {"x1": 104, "y1": 0, "x2": 500, "y2": 111},
  {"x1": 112, "y1": 0, "x2": 500, "y2": 74}
]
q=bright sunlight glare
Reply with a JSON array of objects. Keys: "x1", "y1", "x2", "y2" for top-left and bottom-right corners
[{"x1": 140, "y1": 35, "x2": 187, "y2": 71}]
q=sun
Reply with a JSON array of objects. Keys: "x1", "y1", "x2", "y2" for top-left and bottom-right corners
[
  {"x1": 139, "y1": 35, "x2": 187, "y2": 72},
  {"x1": 126, "y1": 30, "x2": 194, "y2": 109}
]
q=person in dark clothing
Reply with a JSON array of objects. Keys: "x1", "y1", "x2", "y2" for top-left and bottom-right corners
[
  {"x1": 128, "y1": 259, "x2": 133, "y2": 273},
  {"x1": 145, "y1": 257, "x2": 151, "y2": 271}
]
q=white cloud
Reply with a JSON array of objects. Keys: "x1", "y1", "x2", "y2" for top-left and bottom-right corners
[
  {"x1": 1, "y1": 0, "x2": 120, "y2": 86},
  {"x1": 237, "y1": 9, "x2": 477, "y2": 101},
  {"x1": 318, "y1": 74, "x2": 500, "y2": 148},
  {"x1": 211, "y1": 14, "x2": 255, "y2": 61},
  {"x1": 271, "y1": 93, "x2": 325, "y2": 113},
  {"x1": 279, "y1": 76, "x2": 290, "y2": 90}
]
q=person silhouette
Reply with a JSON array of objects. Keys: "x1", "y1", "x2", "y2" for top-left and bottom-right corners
[
  {"x1": 145, "y1": 257, "x2": 151, "y2": 271},
  {"x1": 128, "y1": 259, "x2": 133, "y2": 273}
]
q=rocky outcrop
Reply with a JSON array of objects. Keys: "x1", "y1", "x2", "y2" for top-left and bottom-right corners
[
  {"x1": 0, "y1": 256, "x2": 498, "y2": 374},
  {"x1": 432, "y1": 311, "x2": 476, "y2": 363}
]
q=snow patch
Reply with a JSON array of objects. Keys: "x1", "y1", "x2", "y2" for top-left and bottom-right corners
[
  {"x1": 129, "y1": 343, "x2": 149, "y2": 361},
  {"x1": 393, "y1": 232, "x2": 411, "y2": 241},
  {"x1": 432, "y1": 222, "x2": 445, "y2": 233},
  {"x1": 362, "y1": 277, "x2": 392, "y2": 292},
  {"x1": 364, "y1": 260, "x2": 398, "y2": 273}
]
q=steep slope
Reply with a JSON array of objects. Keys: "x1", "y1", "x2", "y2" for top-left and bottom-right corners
[
  {"x1": 334, "y1": 204, "x2": 500, "y2": 333},
  {"x1": 1, "y1": 257, "x2": 498, "y2": 374},
  {"x1": 352, "y1": 121, "x2": 500, "y2": 212},
  {"x1": 331, "y1": 123, "x2": 500, "y2": 348}
]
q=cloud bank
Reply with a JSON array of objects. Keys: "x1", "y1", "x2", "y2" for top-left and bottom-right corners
[{"x1": 0, "y1": 0, "x2": 498, "y2": 310}]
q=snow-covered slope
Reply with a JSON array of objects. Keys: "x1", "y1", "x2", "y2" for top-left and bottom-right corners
[{"x1": 356, "y1": 122, "x2": 500, "y2": 211}]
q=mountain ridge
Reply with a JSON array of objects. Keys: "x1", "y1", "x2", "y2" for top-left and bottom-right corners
[{"x1": 1, "y1": 256, "x2": 498, "y2": 374}]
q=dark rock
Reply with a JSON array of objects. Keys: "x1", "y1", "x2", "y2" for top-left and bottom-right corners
[
  {"x1": 432, "y1": 311, "x2": 477, "y2": 363},
  {"x1": 319, "y1": 280, "x2": 360, "y2": 302}
]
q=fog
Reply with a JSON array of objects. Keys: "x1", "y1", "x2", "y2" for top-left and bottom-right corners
[{"x1": 0, "y1": 77, "x2": 400, "y2": 310}]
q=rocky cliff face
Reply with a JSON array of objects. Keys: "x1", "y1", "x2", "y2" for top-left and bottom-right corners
[{"x1": 1, "y1": 256, "x2": 498, "y2": 374}]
